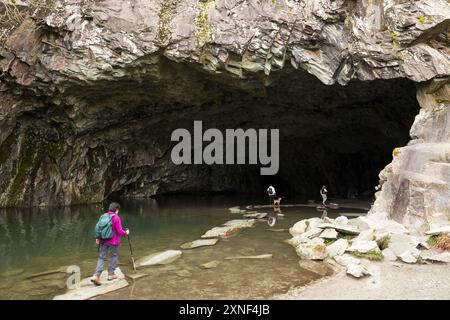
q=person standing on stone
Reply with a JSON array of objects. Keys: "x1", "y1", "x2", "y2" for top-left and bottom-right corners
[
  {"x1": 91, "y1": 202, "x2": 130, "y2": 286},
  {"x1": 320, "y1": 185, "x2": 328, "y2": 206},
  {"x1": 267, "y1": 185, "x2": 276, "y2": 206}
]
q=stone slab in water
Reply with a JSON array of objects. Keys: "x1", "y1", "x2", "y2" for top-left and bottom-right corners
[
  {"x1": 126, "y1": 272, "x2": 149, "y2": 280},
  {"x1": 180, "y1": 238, "x2": 219, "y2": 249},
  {"x1": 201, "y1": 226, "x2": 241, "y2": 238},
  {"x1": 53, "y1": 268, "x2": 128, "y2": 300},
  {"x1": 223, "y1": 219, "x2": 255, "y2": 228},
  {"x1": 199, "y1": 260, "x2": 221, "y2": 269},
  {"x1": 225, "y1": 254, "x2": 272, "y2": 260},
  {"x1": 136, "y1": 250, "x2": 182, "y2": 267},
  {"x1": 243, "y1": 212, "x2": 267, "y2": 219}
]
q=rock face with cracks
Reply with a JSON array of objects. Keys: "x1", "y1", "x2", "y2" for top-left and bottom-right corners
[{"x1": 0, "y1": 0, "x2": 449, "y2": 233}]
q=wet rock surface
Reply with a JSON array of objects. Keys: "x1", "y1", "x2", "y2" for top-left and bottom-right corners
[{"x1": 0, "y1": 0, "x2": 447, "y2": 211}]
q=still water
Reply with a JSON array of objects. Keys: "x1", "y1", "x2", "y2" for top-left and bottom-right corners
[{"x1": 0, "y1": 196, "x2": 368, "y2": 299}]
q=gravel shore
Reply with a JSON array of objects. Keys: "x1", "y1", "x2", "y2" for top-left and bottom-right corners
[{"x1": 273, "y1": 261, "x2": 450, "y2": 300}]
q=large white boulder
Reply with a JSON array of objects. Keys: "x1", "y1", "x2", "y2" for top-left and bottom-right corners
[
  {"x1": 319, "y1": 228, "x2": 338, "y2": 239},
  {"x1": 398, "y1": 248, "x2": 420, "y2": 264},
  {"x1": 346, "y1": 263, "x2": 370, "y2": 278},
  {"x1": 425, "y1": 225, "x2": 450, "y2": 235},
  {"x1": 295, "y1": 243, "x2": 327, "y2": 260},
  {"x1": 289, "y1": 220, "x2": 308, "y2": 236},
  {"x1": 136, "y1": 250, "x2": 182, "y2": 267},
  {"x1": 420, "y1": 251, "x2": 450, "y2": 263},
  {"x1": 346, "y1": 240, "x2": 381, "y2": 253},
  {"x1": 354, "y1": 229, "x2": 375, "y2": 242},
  {"x1": 348, "y1": 217, "x2": 370, "y2": 231},
  {"x1": 326, "y1": 239, "x2": 349, "y2": 258},
  {"x1": 335, "y1": 216, "x2": 348, "y2": 225},
  {"x1": 382, "y1": 248, "x2": 397, "y2": 262},
  {"x1": 334, "y1": 254, "x2": 361, "y2": 267}
]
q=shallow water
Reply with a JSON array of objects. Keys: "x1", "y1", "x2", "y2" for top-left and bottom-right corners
[{"x1": 0, "y1": 196, "x2": 369, "y2": 299}]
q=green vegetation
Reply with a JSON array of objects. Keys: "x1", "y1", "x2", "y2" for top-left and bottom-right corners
[
  {"x1": 350, "y1": 251, "x2": 384, "y2": 261},
  {"x1": 379, "y1": 235, "x2": 391, "y2": 250},
  {"x1": 324, "y1": 238, "x2": 337, "y2": 246},
  {"x1": 427, "y1": 234, "x2": 442, "y2": 247},
  {"x1": 417, "y1": 17, "x2": 433, "y2": 24},
  {"x1": 337, "y1": 233, "x2": 355, "y2": 241},
  {"x1": 195, "y1": 0, "x2": 215, "y2": 46}
]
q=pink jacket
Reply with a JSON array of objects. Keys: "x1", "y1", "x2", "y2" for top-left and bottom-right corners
[{"x1": 100, "y1": 211, "x2": 127, "y2": 247}]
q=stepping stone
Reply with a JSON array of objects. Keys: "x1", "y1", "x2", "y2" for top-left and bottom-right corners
[
  {"x1": 199, "y1": 260, "x2": 221, "y2": 269},
  {"x1": 267, "y1": 228, "x2": 286, "y2": 232},
  {"x1": 225, "y1": 254, "x2": 273, "y2": 260},
  {"x1": 223, "y1": 219, "x2": 255, "y2": 228},
  {"x1": 136, "y1": 250, "x2": 182, "y2": 267},
  {"x1": 53, "y1": 268, "x2": 128, "y2": 300},
  {"x1": 175, "y1": 270, "x2": 192, "y2": 277},
  {"x1": 201, "y1": 226, "x2": 241, "y2": 238},
  {"x1": 126, "y1": 272, "x2": 149, "y2": 280},
  {"x1": 180, "y1": 238, "x2": 219, "y2": 250}
]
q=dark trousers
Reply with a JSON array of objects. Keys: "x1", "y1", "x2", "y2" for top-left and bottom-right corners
[
  {"x1": 269, "y1": 194, "x2": 275, "y2": 205},
  {"x1": 95, "y1": 243, "x2": 119, "y2": 276}
]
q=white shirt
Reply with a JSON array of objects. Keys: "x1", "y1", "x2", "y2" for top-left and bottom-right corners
[{"x1": 267, "y1": 186, "x2": 275, "y2": 195}]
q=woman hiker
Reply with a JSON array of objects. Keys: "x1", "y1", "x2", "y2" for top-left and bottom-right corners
[{"x1": 91, "y1": 202, "x2": 130, "y2": 286}]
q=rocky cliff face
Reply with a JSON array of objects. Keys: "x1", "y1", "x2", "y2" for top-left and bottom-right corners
[{"x1": 0, "y1": 0, "x2": 449, "y2": 227}]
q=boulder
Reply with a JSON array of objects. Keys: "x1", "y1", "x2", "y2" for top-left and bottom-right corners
[
  {"x1": 346, "y1": 240, "x2": 381, "y2": 253},
  {"x1": 199, "y1": 260, "x2": 221, "y2": 269},
  {"x1": 354, "y1": 229, "x2": 375, "y2": 242},
  {"x1": 381, "y1": 248, "x2": 397, "y2": 262},
  {"x1": 425, "y1": 225, "x2": 450, "y2": 236},
  {"x1": 136, "y1": 250, "x2": 182, "y2": 267},
  {"x1": 388, "y1": 234, "x2": 420, "y2": 257},
  {"x1": 289, "y1": 220, "x2": 308, "y2": 236},
  {"x1": 335, "y1": 216, "x2": 348, "y2": 225},
  {"x1": 284, "y1": 236, "x2": 310, "y2": 248},
  {"x1": 398, "y1": 249, "x2": 420, "y2": 264},
  {"x1": 326, "y1": 239, "x2": 349, "y2": 258},
  {"x1": 180, "y1": 238, "x2": 219, "y2": 250},
  {"x1": 317, "y1": 223, "x2": 360, "y2": 235},
  {"x1": 295, "y1": 243, "x2": 327, "y2": 260},
  {"x1": 420, "y1": 251, "x2": 450, "y2": 263},
  {"x1": 319, "y1": 228, "x2": 338, "y2": 239},
  {"x1": 310, "y1": 237, "x2": 325, "y2": 245},
  {"x1": 306, "y1": 218, "x2": 324, "y2": 231},
  {"x1": 334, "y1": 254, "x2": 361, "y2": 267},
  {"x1": 53, "y1": 268, "x2": 128, "y2": 300},
  {"x1": 346, "y1": 263, "x2": 370, "y2": 278},
  {"x1": 348, "y1": 217, "x2": 370, "y2": 231},
  {"x1": 299, "y1": 260, "x2": 329, "y2": 276}
]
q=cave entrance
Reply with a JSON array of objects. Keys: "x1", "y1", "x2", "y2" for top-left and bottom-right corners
[{"x1": 99, "y1": 65, "x2": 420, "y2": 201}]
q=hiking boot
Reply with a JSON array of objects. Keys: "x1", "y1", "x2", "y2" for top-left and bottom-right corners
[
  {"x1": 107, "y1": 274, "x2": 118, "y2": 281},
  {"x1": 90, "y1": 275, "x2": 101, "y2": 286}
]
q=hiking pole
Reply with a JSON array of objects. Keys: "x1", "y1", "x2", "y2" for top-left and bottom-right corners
[{"x1": 127, "y1": 232, "x2": 136, "y2": 271}]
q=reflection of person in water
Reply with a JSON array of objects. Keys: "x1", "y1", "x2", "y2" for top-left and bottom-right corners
[
  {"x1": 268, "y1": 207, "x2": 282, "y2": 227},
  {"x1": 320, "y1": 185, "x2": 328, "y2": 206},
  {"x1": 320, "y1": 209, "x2": 328, "y2": 219}
]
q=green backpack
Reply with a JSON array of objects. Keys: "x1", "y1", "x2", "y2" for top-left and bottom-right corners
[{"x1": 94, "y1": 213, "x2": 116, "y2": 240}]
